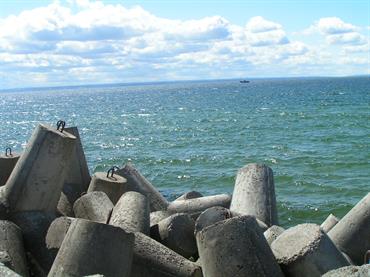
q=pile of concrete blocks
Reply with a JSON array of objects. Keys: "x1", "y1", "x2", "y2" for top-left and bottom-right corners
[{"x1": 0, "y1": 122, "x2": 369, "y2": 277}]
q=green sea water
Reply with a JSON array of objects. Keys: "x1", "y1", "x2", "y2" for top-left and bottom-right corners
[{"x1": 1, "y1": 77, "x2": 369, "y2": 227}]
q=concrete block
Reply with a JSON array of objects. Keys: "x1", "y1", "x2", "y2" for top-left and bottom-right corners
[
  {"x1": 116, "y1": 164, "x2": 168, "y2": 211},
  {"x1": 264, "y1": 225, "x2": 285, "y2": 245},
  {"x1": 167, "y1": 194, "x2": 231, "y2": 214},
  {"x1": 175, "y1": 191, "x2": 203, "y2": 201},
  {"x1": 1, "y1": 123, "x2": 76, "y2": 214},
  {"x1": 0, "y1": 262, "x2": 22, "y2": 277},
  {"x1": 73, "y1": 191, "x2": 113, "y2": 223},
  {"x1": 272, "y1": 223, "x2": 349, "y2": 276},
  {"x1": 150, "y1": 210, "x2": 172, "y2": 227},
  {"x1": 231, "y1": 211, "x2": 269, "y2": 231},
  {"x1": 320, "y1": 213, "x2": 339, "y2": 233},
  {"x1": 322, "y1": 264, "x2": 370, "y2": 277},
  {"x1": 194, "y1": 206, "x2": 231, "y2": 235},
  {"x1": 109, "y1": 191, "x2": 150, "y2": 234},
  {"x1": 0, "y1": 148, "x2": 20, "y2": 187},
  {"x1": 197, "y1": 215, "x2": 283, "y2": 277},
  {"x1": 150, "y1": 213, "x2": 197, "y2": 258},
  {"x1": 57, "y1": 126, "x2": 91, "y2": 216},
  {"x1": 87, "y1": 170, "x2": 127, "y2": 205},
  {"x1": 10, "y1": 211, "x2": 57, "y2": 276},
  {"x1": 46, "y1": 217, "x2": 75, "y2": 250},
  {"x1": 0, "y1": 221, "x2": 28, "y2": 276},
  {"x1": 230, "y1": 163, "x2": 278, "y2": 226},
  {"x1": 48, "y1": 219, "x2": 134, "y2": 277},
  {"x1": 328, "y1": 193, "x2": 370, "y2": 265},
  {"x1": 132, "y1": 232, "x2": 202, "y2": 277}
]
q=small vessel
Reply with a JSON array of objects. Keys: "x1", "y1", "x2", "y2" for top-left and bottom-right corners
[{"x1": 240, "y1": 80, "x2": 250, "y2": 83}]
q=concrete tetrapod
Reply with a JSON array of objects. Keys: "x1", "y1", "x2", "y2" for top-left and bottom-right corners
[
  {"x1": 0, "y1": 149, "x2": 20, "y2": 187},
  {"x1": 87, "y1": 172, "x2": 127, "y2": 204},
  {"x1": 73, "y1": 191, "x2": 114, "y2": 223},
  {"x1": 271, "y1": 223, "x2": 349, "y2": 277},
  {"x1": 196, "y1": 215, "x2": 284, "y2": 277},
  {"x1": 322, "y1": 265, "x2": 370, "y2": 277},
  {"x1": 132, "y1": 232, "x2": 202, "y2": 277},
  {"x1": 0, "y1": 221, "x2": 28, "y2": 276},
  {"x1": 116, "y1": 164, "x2": 168, "y2": 211},
  {"x1": 48, "y1": 219, "x2": 134, "y2": 277},
  {"x1": 264, "y1": 225, "x2": 285, "y2": 245},
  {"x1": 0, "y1": 262, "x2": 21, "y2": 277},
  {"x1": 0, "y1": 124, "x2": 76, "y2": 214},
  {"x1": 230, "y1": 163, "x2": 278, "y2": 226},
  {"x1": 328, "y1": 192, "x2": 370, "y2": 265},
  {"x1": 194, "y1": 206, "x2": 232, "y2": 235},
  {"x1": 46, "y1": 217, "x2": 75, "y2": 250},
  {"x1": 320, "y1": 213, "x2": 339, "y2": 233},
  {"x1": 10, "y1": 211, "x2": 57, "y2": 276},
  {"x1": 57, "y1": 126, "x2": 91, "y2": 216},
  {"x1": 175, "y1": 191, "x2": 203, "y2": 201},
  {"x1": 167, "y1": 194, "x2": 231, "y2": 214},
  {"x1": 150, "y1": 213, "x2": 197, "y2": 258},
  {"x1": 109, "y1": 191, "x2": 150, "y2": 235},
  {"x1": 150, "y1": 210, "x2": 173, "y2": 227}
]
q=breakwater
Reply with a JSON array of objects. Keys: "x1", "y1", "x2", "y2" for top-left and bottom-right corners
[{"x1": 0, "y1": 122, "x2": 369, "y2": 276}]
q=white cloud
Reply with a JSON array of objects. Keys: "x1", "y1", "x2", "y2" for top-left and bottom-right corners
[{"x1": 0, "y1": 1, "x2": 368, "y2": 89}]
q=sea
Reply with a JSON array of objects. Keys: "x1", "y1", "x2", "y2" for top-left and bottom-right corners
[{"x1": 0, "y1": 76, "x2": 369, "y2": 227}]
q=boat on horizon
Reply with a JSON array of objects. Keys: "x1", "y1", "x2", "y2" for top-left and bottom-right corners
[{"x1": 240, "y1": 80, "x2": 250, "y2": 83}]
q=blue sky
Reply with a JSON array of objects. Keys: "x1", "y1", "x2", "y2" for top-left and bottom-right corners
[{"x1": 0, "y1": 0, "x2": 369, "y2": 88}]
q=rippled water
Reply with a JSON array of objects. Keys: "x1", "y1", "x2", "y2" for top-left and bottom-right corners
[{"x1": 1, "y1": 77, "x2": 369, "y2": 227}]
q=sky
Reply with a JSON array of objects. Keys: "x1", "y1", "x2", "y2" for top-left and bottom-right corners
[{"x1": 0, "y1": 0, "x2": 369, "y2": 89}]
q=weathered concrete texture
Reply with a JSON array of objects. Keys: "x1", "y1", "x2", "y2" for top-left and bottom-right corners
[
  {"x1": 264, "y1": 225, "x2": 285, "y2": 245},
  {"x1": 57, "y1": 126, "x2": 91, "y2": 217},
  {"x1": 1, "y1": 124, "x2": 76, "y2": 214},
  {"x1": 46, "y1": 217, "x2": 75, "y2": 250},
  {"x1": 151, "y1": 213, "x2": 197, "y2": 258},
  {"x1": 132, "y1": 232, "x2": 202, "y2": 277},
  {"x1": 0, "y1": 221, "x2": 28, "y2": 276},
  {"x1": 10, "y1": 211, "x2": 57, "y2": 276},
  {"x1": 197, "y1": 215, "x2": 283, "y2": 277},
  {"x1": 321, "y1": 213, "x2": 339, "y2": 233},
  {"x1": 322, "y1": 265, "x2": 370, "y2": 277},
  {"x1": 150, "y1": 210, "x2": 172, "y2": 227},
  {"x1": 194, "y1": 206, "x2": 231, "y2": 235},
  {"x1": 87, "y1": 172, "x2": 127, "y2": 205},
  {"x1": 0, "y1": 262, "x2": 21, "y2": 277},
  {"x1": 167, "y1": 194, "x2": 231, "y2": 214},
  {"x1": 109, "y1": 191, "x2": 150, "y2": 235},
  {"x1": 73, "y1": 191, "x2": 113, "y2": 223},
  {"x1": 230, "y1": 211, "x2": 269, "y2": 232},
  {"x1": 230, "y1": 163, "x2": 278, "y2": 227},
  {"x1": 328, "y1": 193, "x2": 370, "y2": 265},
  {"x1": 0, "y1": 153, "x2": 20, "y2": 187},
  {"x1": 272, "y1": 223, "x2": 349, "y2": 277},
  {"x1": 175, "y1": 191, "x2": 203, "y2": 201},
  {"x1": 48, "y1": 219, "x2": 134, "y2": 277},
  {"x1": 342, "y1": 252, "x2": 354, "y2": 265},
  {"x1": 116, "y1": 164, "x2": 168, "y2": 211}
]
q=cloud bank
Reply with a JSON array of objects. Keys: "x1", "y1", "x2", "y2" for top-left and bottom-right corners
[{"x1": 0, "y1": 1, "x2": 368, "y2": 88}]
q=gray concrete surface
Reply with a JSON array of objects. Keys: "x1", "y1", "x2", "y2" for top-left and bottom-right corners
[
  {"x1": 116, "y1": 164, "x2": 168, "y2": 211},
  {"x1": 0, "y1": 124, "x2": 76, "y2": 214},
  {"x1": 328, "y1": 193, "x2": 370, "y2": 265},
  {"x1": 264, "y1": 225, "x2": 285, "y2": 245},
  {"x1": 175, "y1": 191, "x2": 203, "y2": 201},
  {"x1": 87, "y1": 172, "x2": 127, "y2": 204},
  {"x1": 272, "y1": 223, "x2": 349, "y2": 276},
  {"x1": 0, "y1": 262, "x2": 21, "y2": 277},
  {"x1": 131, "y1": 232, "x2": 202, "y2": 277},
  {"x1": 46, "y1": 217, "x2": 75, "y2": 250},
  {"x1": 197, "y1": 215, "x2": 283, "y2": 277},
  {"x1": 194, "y1": 206, "x2": 231, "y2": 235},
  {"x1": 0, "y1": 152, "x2": 19, "y2": 187},
  {"x1": 48, "y1": 219, "x2": 134, "y2": 277},
  {"x1": 73, "y1": 191, "x2": 113, "y2": 223},
  {"x1": 150, "y1": 210, "x2": 173, "y2": 227},
  {"x1": 151, "y1": 213, "x2": 197, "y2": 258},
  {"x1": 57, "y1": 126, "x2": 91, "y2": 216},
  {"x1": 230, "y1": 163, "x2": 278, "y2": 226},
  {"x1": 109, "y1": 191, "x2": 150, "y2": 235},
  {"x1": 167, "y1": 194, "x2": 231, "y2": 214},
  {"x1": 320, "y1": 213, "x2": 339, "y2": 233},
  {"x1": 0, "y1": 221, "x2": 28, "y2": 276},
  {"x1": 322, "y1": 265, "x2": 370, "y2": 277}
]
